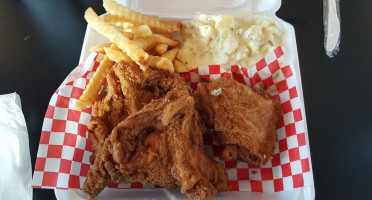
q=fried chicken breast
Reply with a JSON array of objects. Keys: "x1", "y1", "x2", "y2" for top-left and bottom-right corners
[{"x1": 194, "y1": 77, "x2": 282, "y2": 165}]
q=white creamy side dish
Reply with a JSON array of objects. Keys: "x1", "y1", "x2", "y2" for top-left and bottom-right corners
[{"x1": 177, "y1": 13, "x2": 284, "y2": 69}]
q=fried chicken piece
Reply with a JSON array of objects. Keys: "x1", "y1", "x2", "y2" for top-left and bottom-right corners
[
  {"x1": 90, "y1": 66, "x2": 129, "y2": 163},
  {"x1": 92, "y1": 65, "x2": 128, "y2": 130},
  {"x1": 194, "y1": 77, "x2": 282, "y2": 165},
  {"x1": 83, "y1": 89, "x2": 230, "y2": 200},
  {"x1": 113, "y1": 62, "x2": 189, "y2": 115},
  {"x1": 92, "y1": 62, "x2": 188, "y2": 127},
  {"x1": 87, "y1": 119, "x2": 109, "y2": 164},
  {"x1": 90, "y1": 63, "x2": 189, "y2": 163}
]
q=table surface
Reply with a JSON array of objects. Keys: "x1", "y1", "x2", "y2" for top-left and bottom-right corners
[{"x1": 1, "y1": 0, "x2": 372, "y2": 199}]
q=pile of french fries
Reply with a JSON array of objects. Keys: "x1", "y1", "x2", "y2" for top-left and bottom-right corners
[{"x1": 75, "y1": 0, "x2": 189, "y2": 110}]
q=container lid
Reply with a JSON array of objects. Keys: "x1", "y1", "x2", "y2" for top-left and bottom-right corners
[{"x1": 115, "y1": 0, "x2": 281, "y2": 18}]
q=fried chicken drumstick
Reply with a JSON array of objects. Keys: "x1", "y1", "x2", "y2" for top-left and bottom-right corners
[
  {"x1": 194, "y1": 77, "x2": 282, "y2": 165},
  {"x1": 83, "y1": 64, "x2": 230, "y2": 200}
]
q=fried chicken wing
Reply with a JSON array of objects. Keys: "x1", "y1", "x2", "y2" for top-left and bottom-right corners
[
  {"x1": 194, "y1": 77, "x2": 282, "y2": 165},
  {"x1": 83, "y1": 89, "x2": 230, "y2": 200}
]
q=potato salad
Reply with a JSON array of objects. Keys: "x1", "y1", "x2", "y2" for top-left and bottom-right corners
[{"x1": 177, "y1": 13, "x2": 284, "y2": 69}]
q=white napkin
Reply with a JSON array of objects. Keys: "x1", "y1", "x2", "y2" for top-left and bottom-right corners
[{"x1": 0, "y1": 93, "x2": 32, "y2": 200}]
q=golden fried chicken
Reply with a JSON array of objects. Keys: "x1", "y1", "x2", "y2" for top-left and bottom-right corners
[
  {"x1": 89, "y1": 62, "x2": 190, "y2": 165},
  {"x1": 92, "y1": 62, "x2": 188, "y2": 127},
  {"x1": 113, "y1": 62, "x2": 189, "y2": 115},
  {"x1": 194, "y1": 77, "x2": 282, "y2": 165},
  {"x1": 83, "y1": 89, "x2": 230, "y2": 200},
  {"x1": 92, "y1": 67, "x2": 128, "y2": 130},
  {"x1": 87, "y1": 118, "x2": 109, "y2": 164}
]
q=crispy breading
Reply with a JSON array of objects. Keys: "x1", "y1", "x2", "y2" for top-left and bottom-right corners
[
  {"x1": 112, "y1": 63, "x2": 188, "y2": 114},
  {"x1": 83, "y1": 90, "x2": 230, "y2": 200},
  {"x1": 194, "y1": 77, "x2": 282, "y2": 165},
  {"x1": 92, "y1": 66, "x2": 128, "y2": 130}
]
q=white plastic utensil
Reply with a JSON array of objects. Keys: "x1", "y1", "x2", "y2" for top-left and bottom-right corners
[{"x1": 324, "y1": 0, "x2": 340, "y2": 57}]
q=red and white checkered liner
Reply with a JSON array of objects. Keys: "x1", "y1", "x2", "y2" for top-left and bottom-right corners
[{"x1": 32, "y1": 46, "x2": 313, "y2": 192}]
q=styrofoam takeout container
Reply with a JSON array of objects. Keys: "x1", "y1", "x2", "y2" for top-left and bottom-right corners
[{"x1": 56, "y1": 0, "x2": 314, "y2": 199}]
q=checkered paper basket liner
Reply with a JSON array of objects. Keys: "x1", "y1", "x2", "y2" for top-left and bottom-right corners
[{"x1": 32, "y1": 46, "x2": 313, "y2": 192}]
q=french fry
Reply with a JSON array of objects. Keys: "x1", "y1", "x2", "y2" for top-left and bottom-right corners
[
  {"x1": 111, "y1": 43, "x2": 119, "y2": 50},
  {"x1": 154, "y1": 43, "x2": 168, "y2": 55},
  {"x1": 161, "y1": 47, "x2": 179, "y2": 61},
  {"x1": 173, "y1": 59, "x2": 189, "y2": 73},
  {"x1": 159, "y1": 33, "x2": 173, "y2": 39},
  {"x1": 103, "y1": 0, "x2": 181, "y2": 33},
  {"x1": 132, "y1": 36, "x2": 158, "y2": 52},
  {"x1": 149, "y1": 55, "x2": 174, "y2": 73},
  {"x1": 122, "y1": 31, "x2": 134, "y2": 40},
  {"x1": 153, "y1": 34, "x2": 180, "y2": 47},
  {"x1": 123, "y1": 24, "x2": 152, "y2": 39},
  {"x1": 74, "y1": 56, "x2": 115, "y2": 110},
  {"x1": 89, "y1": 43, "x2": 112, "y2": 53},
  {"x1": 104, "y1": 47, "x2": 135, "y2": 64},
  {"x1": 103, "y1": 14, "x2": 136, "y2": 28},
  {"x1": 85, "y1": 8, "x2": 149, "y2": 69}
]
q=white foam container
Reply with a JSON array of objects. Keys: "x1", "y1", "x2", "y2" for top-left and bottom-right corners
[{"x1": 57, "y1": 0, "x2": 315, "y2": 199}]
